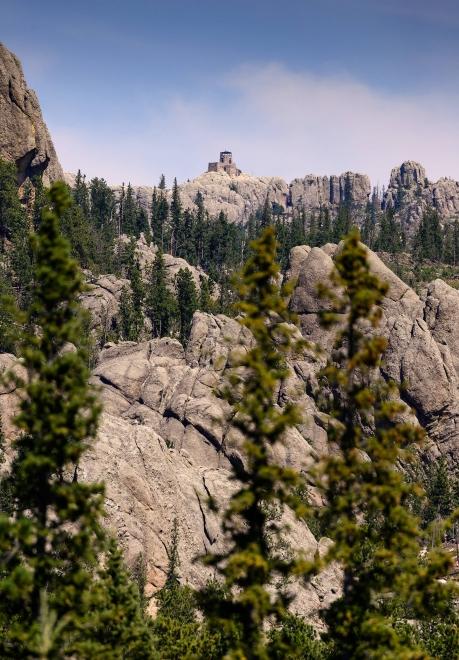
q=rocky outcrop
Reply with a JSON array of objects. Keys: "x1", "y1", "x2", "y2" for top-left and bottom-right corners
[
  {"x1": 2, "y1": 241, "x2": 459, "y2": 617},
  {"x1": 289, "y1": 243, "x2": 459, "y2": 462},
  {"x1": 0, "y1": 43, "x2": 63, "y2": 185},
  {"x1": 178, "y1": 171, "x2": 289, "y2": 223},
  {"x1": 289, "y1": 172, "x2": 371, "y2": 215},
  {"x1": 383, "y1": 161, "x2": 459, "y2": 233},
  {"x1": 80, "y1": 237, "x2": 214, "y2": 339},
  {"x1": 79, "y1": 245, "x2": 459, "y2": 608},
  {"x1": 84, "y1": 318, "x2": 338, "y2": 617},
  {"x1": 70, "y1": 162, "x2": 459, "y2": 233}
]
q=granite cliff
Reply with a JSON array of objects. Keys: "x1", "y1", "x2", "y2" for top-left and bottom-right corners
[
  {"x1": 1, "y1": 242, "x2": 458, "y2": 616},
  {"x1": 0, "y1": 43, "x2": 63, "y2": 185}
]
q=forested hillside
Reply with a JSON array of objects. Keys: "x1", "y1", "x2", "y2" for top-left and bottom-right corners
[{"x1": 0, "y1": 38, "x2": 458, "y2": 660}]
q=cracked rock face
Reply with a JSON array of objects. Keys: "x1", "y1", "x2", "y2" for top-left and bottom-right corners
[
  {"x1": 86, "y1": 320, "x2": 338, "y2": 618},
  {"x1": 2, "y1": 242, "x2": 459, "y2": 619},
  {"x1": 383, "y1": 161, "x2": 459, "y2": 234},
  {"x1": 0, "y1": 43, "x2": 63, "y2": 185},
  {"x1": 81, "y1": 245, "x2": 459, "y2": 613}
]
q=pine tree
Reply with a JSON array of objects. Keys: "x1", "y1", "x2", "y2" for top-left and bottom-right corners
[
  {"x1": 423, "y1": 458, "x2": 455, "y2": 525},
  {"x1": 315, "y1": 228, "x2": 456, "y2": 658},
  {"x1": 90, "y1": 177, "x2": 115, "y2": 229},
  {"x1": 118, "y1": 238, "x2": 145, "y2": 341},
  {"x1": 77, "y1": 540, "x2": 154, "y2": 659},
  {"x1": 413, "y1": 207, "x2": 443, "y2": 262},
  {"x1": 136, "y1": 200, "x2": 152, "y2": 243},
  {"x1": 122, "y1": 183, "x2": 138, "y2": 236},
  {"x1": 0, "y1": 182, "x2": 105, "y2": 655},
  {"x1": 73, "y1": 169, "x2": 90, "y2": 218},
  {"x1": 181, "y1": 209, "x2": 196, "y2": 262},
  {"x1": 194, "y1": 191, "x2": 207, "y2": 266},
  {"x1": 146, "y1": 248, "x2": 176, "y2": 338},
  {"x1": 175, "y1": 268, "x2": 198, "y2": 344},
  {"x1": 332, "y1": 201, "x2": 352, "y2": 242},
  {"x1": 170, "y1": 177, "x2": 182, "y2": 256},
  {"x1": 198, "y1": 274, "x2": 215, "y2": 313},
  {"x1": 316, "y1": 207, "x2": 332, "y2": 247},
  {"x1": 375, "y1": 207, "x2": 404, "y2": 253},
  {"x1": 443, "y1": 219, "x2": 459, "y2": 266},
  {"x1": 31, "y1": 174, "x2": 47, "y2": 232},
  {"x1": 152, "y1": 186, "x2": 169, "y2": 251},
  {"x1": 258, "y1": 195, "x2": 272, "y2": 230},
  {"x1": 0, "y1": 159, "x2": 28, "y2": 251},
  {"x1": 198, "y1": 227, "x2": 308, "y2": 659}
]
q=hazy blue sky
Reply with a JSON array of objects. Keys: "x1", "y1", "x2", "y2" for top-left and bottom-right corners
[{"x1": 2, "y1": 0, "x2": 459, "y2": 186}]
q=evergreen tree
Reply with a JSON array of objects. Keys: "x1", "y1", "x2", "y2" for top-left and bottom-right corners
[
  {"x1": 258, "y1": 195, "x2": 272, "y2": 230},
  {"x1": 146, "y1": 249, "x2": 176, "y2": 338},
  {"x1": 73, "y1": 169, "x2": 90, "y2": 217},
  {"x1": 198, "y1": 274, "x2": 215, "y2": 313},
  {"x1": 361, "y1": 189, "x2": 380, "y2": 249},
  {"x1": 375, "y1": 207, "x2": 404, "y2": 253},
  {"x1": 0, "y1": 272, "x2": 16, "y2": 353},
  {"x1": 332, "y1": 201, "x2": 352, "y2": 242},
  {"x1": 77, "y1": 540, "x2": 154, "y2": 658},
  {"x1": 443, "y1": 219, "x2": 459, "y2": 266},
  {"x1": 136, "y1": 201, "x2": 152, "y2": 243},
  {"x1": 181, "y1": 209, "x2": 196, "y2": 262},
  {"x1": 90, "y1": 177, "x2": 115, "y2": 229},
  {"x1": 158, "y1": 173, "x2": 166, "y2": 190},
  {"x1": 175, "y1": 268, "x2": 198, "y2": 344},
  {"x1": 31, "y1": 174, "x2": 47, "y2": 232},
  {"x1": 152, "y1": 187, "x2": 169, "y2": 251},
  {"x1": 413, "y1": 207, "x2": 443, "y2": 262},
  {"x1": 0, "y1": 159, "x2": 27, "y2": 251},
  {"x1": 315, "y1": 228, "x2": 457, "y2": 658},
  {"x1": 423, "y1": 458, "x2": 455, "y2": 525},
  {"x1": 118, "y1": 240, "x2": 144, "y2": 342},
  {"x1": 198, "y1": 227, "x2": 308, "y2": 659},
  {"x1": 170, "y1": 177, "x2": 182, "y2": 256},
  {"x1": 0, "y1": 183, "x2": 105, "y2": 655},
  {"x1": 194, "y1": 191, "x2": 207, "y2": 266},
  {"x1": 316, "y1": 207, "x2": 332, "y2": 247},
  {"x1": 122, "y1": 183, "x2": 138, "y2": 236}
]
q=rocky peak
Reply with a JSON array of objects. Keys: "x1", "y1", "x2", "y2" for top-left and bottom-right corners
[
  {"x1": 0, "y1": 43, "x2": 63, "y2": 185},
  {"x1": 289, "y1": 171, "x2": 371, "y2": 213},
  {"x1": 383, "y1": 161, "x2": 459, "y2": 233},
  {"x1": 388, "y1": 161, "x2": 428, "y2": 190}
]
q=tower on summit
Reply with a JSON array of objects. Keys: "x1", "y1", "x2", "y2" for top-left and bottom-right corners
[{"x1": 208, "y1": 151, "x2": 241, "y2": 177}]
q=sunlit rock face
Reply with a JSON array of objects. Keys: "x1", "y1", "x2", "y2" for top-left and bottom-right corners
[
  {"x1": 0, "y1": 43, "x2": 63, "y2": 185},
  {"x1": 383, "y1": 161, "x2": 459, "y2": 234}
]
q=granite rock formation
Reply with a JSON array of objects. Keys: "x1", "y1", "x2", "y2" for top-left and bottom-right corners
[
  {"x1": 1, "y1": 242, "x2": 459, "y2": 616},
  {"x1": 289, "y1": 172, "x2": 371, "y2": 215},
  {"x1": 0, "y1": 43, "x2": 63, "y2": 185},
  {"x1": 383, "y1": 161, "x2": 459, "y2": 233}
]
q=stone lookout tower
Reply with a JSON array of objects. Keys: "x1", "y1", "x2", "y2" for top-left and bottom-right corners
[{"x1": 208, "y1": 151, "x2": 241, "y2": 177}]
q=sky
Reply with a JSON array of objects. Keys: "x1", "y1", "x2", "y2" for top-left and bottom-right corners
[{"x1": 2, "y1": 0, "x2": 459, "y2": 187}]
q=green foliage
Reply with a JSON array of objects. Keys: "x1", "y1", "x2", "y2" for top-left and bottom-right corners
[
  {"x1": 315, "y1": 228, "x2": 457, "y2": 658},
  {"x1": 198, "y1": 274, "x2": 215, "y2": 313},
  {"x1": 76, "y1": 539, "x2": 154, "y2": 659},
  {"x1": 199, "y1": 226, "x2": 309, "y2": 659},
  {"x1": 118, "y1": 238, "x2": 145, "y2": 341},
  {"x1": 267, "y1": 613, "x2": 330, "y2": 659},
  {"x1": 0, "y1": 182, "x2": 105, "y2": 655},
  {"x1": 374, "y1": 207, "x2": 405, "y2": 253},
  {"x1": 146, "y1": 248, "x2": 176, "y2": 337},
  {"x1": 0, "y1": 159, "x2": 27, "y2": 249},
  {"x1": 413, "y1": 207, "x2": 444, "y2": 262},
  {"x1": 176, "y1": 267, "x2": 198, "y2": 344}
]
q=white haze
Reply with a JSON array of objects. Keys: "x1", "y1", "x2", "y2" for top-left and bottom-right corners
[{"x1": 52, "y1": 63, "x2": 459, "y2": 189}]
